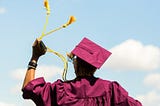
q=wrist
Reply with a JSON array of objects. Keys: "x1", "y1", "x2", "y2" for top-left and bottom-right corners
[
  {"x1": 30, "y1": 56, "x2": 39, "y2": 62},
  {"x1": 28, "y1": 60, "x2": 37, "y2": 70}
]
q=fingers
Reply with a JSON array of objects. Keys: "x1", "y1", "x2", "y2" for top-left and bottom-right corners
[
  {"x1": 40, "y1": 41, "x2": 47, "y2": 51},
  {"x1": 39, "y1": 41, "x2": 47, "y2": 55},
  {"x1": 67, "y1": 52, "x2": 74, "y2": 59},
  {"x1": 32, "y1": 39, "x2": 39, "y2": 47},
  {"x1": 32, "y1": 39, "x2": 47, "y2": 58},
  {"x1": 32, "y1": 38, "x2": 43, "y2": 48}
]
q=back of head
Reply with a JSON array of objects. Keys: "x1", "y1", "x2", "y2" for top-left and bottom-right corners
[{"x1": 75, "y1": 57, "x2": 97, "y2": 77}]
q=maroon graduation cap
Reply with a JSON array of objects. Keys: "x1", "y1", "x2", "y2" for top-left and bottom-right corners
[{"x1": 71, "y1": 37, "x2": 112, "y2": 69}]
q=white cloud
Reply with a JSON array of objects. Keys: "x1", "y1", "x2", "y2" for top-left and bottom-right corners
[
  {"x1": 10, "y1": 83, "x2": 21, "y2": 94},
  {"x1": 136, "y1": 73, "x2": 160, "y2": 106},
  {"x1": 36, "y1": 65, "x2": 63, "y2": 80},
  {"x1": 144, "y1": 73, "x2": 160, "y2": 90},
  {"x1": 0, "y1": 102, "x2": 15, "y2": 106},
  {"x1": 105, "y1": 39, "x2": 160, "y2": 71},
  {"x1": 11, "y1": 65, "x2": 63, "y2": 94},
  {"x1": 11, "y1": 65, "x2": 63, "y2": 81},
  {"x1": 0, "y1": 7, "x2": 6, "y2": 14},
  {"x1": 21, "y1": 101, "x2": 35, "y2": 106},
  {"x1": 136, "y1": 91, "x2": 160, "y2": 106}
]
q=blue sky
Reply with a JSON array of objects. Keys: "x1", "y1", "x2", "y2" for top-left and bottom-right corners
[{"x1": 0, "y1": 0, "x2": 160, "y2": 106}]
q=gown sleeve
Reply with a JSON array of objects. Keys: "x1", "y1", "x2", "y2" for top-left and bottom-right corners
[
  {"x1": 22, "y1": 77, "x2": 57, "y2": 106},
  {"x1": 111, "y1": 81, "x2": 142, "y2": 106}
]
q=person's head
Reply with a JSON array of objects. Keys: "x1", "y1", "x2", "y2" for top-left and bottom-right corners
[
  {"x1": 72, "y1": 56, "x2": 97, "y2": 77},
  {"x1": 68, "y1": 37, "x2": 112, "y2": 78}
]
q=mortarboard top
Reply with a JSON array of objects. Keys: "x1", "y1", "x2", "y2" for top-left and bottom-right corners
[{"x1": 71, "y1": 37, "x2": 112, "y2": 69}]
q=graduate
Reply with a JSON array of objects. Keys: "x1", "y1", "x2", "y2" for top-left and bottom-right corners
[{"x1": 22, "y1": 37, "x2": 142, "y2": 106}]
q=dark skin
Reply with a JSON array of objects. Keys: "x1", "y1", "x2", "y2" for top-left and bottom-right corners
[{"x1": 22, "y1": 39, "x2": 47, "y2": 88}]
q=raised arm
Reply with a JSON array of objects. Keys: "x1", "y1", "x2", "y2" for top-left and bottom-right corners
[{"x1": 22, "y1": 39, "x2": 47, "y2": 89}]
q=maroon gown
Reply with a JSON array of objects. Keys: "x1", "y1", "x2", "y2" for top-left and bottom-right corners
[{"x1": 22, "y1": 76, "x2": 142, "y2": 106}]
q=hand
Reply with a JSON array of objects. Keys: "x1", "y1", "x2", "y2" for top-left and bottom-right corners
[{"x1": 31, "y1": 39, "x2": 47, "y2": 60}]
